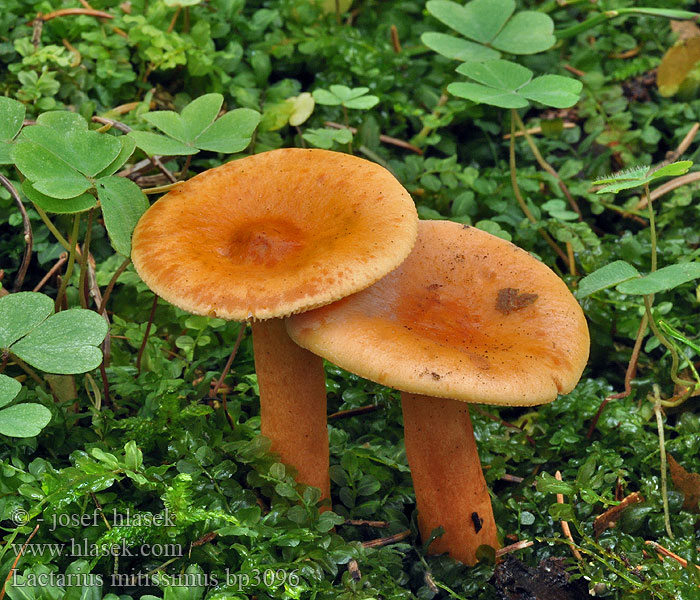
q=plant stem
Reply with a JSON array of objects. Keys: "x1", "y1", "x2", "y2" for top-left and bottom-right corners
[
  {"x1": 11, "y1": 354, "x2": 46, "y2": 389},
  {"x1": 511, "y1": 111, "x2": 582, "y2": 219},
  {"x1": 55, "y1": 213, "x2": 81, "y2": 311},
  {"x1": 136, "y1": 294, "x2": 158, "y2": 376},
  {"x1": 509, "y1": 111, "x2": 571, "y2": 269},
  {"x1": 652, "y1": 388, "x2": 673, "y2": 539},
  {"x1": 211, "y1": 323, "x2": 247, "y2": 397},
  {"x1": 98, "y1": 257, "x2": 131, "y2": 314},
  {"x1": 34, "y1": 204, "x2": 71, "y2": 251},
  {"x1": 78, "y1": 209, "x2": 94, "y2": 309},
  {"x1": 645, "y1": 183, "x2": 657, "y2": 273}
]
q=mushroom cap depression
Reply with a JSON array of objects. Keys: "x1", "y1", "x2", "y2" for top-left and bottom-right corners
[
  {"x1": 287, "y1": 220, "x2": 590, "y2": 406},
  {"x1": 131, "y1": 149, "x2": 418, "y2": 321}
]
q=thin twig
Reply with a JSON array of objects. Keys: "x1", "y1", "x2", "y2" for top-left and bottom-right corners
[
  {"x1": 328, "y1": 404, "x2": 380, "y2": 420},
  {"x1": 555, "y1": 470, "x2": 582, "y2": 561},
  {"x1": 211, "y1": 324, "x2": 247, "y2": 397},
  {"x1": 344, "y1": 519, "x2": 390, "y2": 528},
  {"x1": 35, "y1": 8, "x2": 113, "y2": 22},
  {"x1": 664, "y1": 122, "x2": 699, "y2": 165},
  {"x1": 33, "y1": 253, "x2": 68, "y2": 292},
  {"x1": 362, "y1": 529, "x2": 411, "y2": 548},
  {"x1": 0, "y1": 524, "x2": 40, "y2": 600},
  {"x1": 325, "y1": 121, "x2": 422, "y2": 154},
  {"x1": 587, "y1": 313, "x2": 648, "y2": 439},
  {"x1": 390, "y1": 25, "x2": 402, "y2": 53},
  {"x1": 645, "y1": 540, "x2": 700, "y2": 572},
  {"x1": 91, "y1": 116, "x2": 178, "y2": 183},
  {"x1": 0, "y1": 175, "x2": 33, "y2": 292},
  {"x1": 495, "y1": 539, "x2": 534, "y2": 557},
  {"x1": 636, "y1": 172, "x2": 700, "y2": 209},
  {"x1": 136, "y1": 294, "x2": 158, "y2": 376},
  {"x1": 98, "y1": 257, "x2": 131, "y2": 315},
  {"x1": 503, "y1": 122, "x2": 576, "y2": 140},
  {"x1": 652, "y1": 389, "x2": 673, "y2": 539},
  {"x1": 512, "y1": 111, "x2": 582, "y2": 219},
  {"x1": 508, "y1": 112, "x2": 571, "y2": 269}
]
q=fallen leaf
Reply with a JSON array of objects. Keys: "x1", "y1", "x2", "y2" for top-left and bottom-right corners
[
  {"x1": 668, "y1": 454, "x2": 700, "y2": 512},
  {"x1": 671, "y1": 20, "x2": 700, "y2": 42}
]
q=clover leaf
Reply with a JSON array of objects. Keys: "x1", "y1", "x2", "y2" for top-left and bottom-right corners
[
  {"x1": 0, "y1": 374, "x2": 51, "y2": 438},
  {"x1": 448, "y1": 59, "x2": 582, "y2": 109},
  {"x1": 128, "y1": 93, "x2": 261, "y2": 155},
  {"x1": 312, "y1": 86, "x2": 379, "y2": 110},
  {"x1": 0, "y1": 96, "x2": 26, "y2": 165},
  {"x1": 302, "y1": 128, "x2": 353, "y2": 149},
  {"x1": 422, "y1": 0, "x2": 556, "y2": 63},
  {"x1": 0, "y1": 292, "x2": 108, "y2": 375}
]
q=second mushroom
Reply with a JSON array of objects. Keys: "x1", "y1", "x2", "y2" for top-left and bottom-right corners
[{"x1": 287, "y1": 220, "x2": 590, "y2": 564}]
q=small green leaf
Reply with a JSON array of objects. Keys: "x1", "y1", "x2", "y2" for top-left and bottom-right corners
[
  {"x1": 427, "y1": 0, "x2": 515, "y2": 44},
  {"x1": 456, "y1": 59, "x2": 532, "y2": 90},
  {"x1": 11, "y1": 309, "x2": 108, "y2": 374},
  {"x1": 491, "y1": 11, "x2": 555, "y2": 54},
  {"x1": 36, "y1": 111, "x2": 87, "y2": 132},
  {"x1": 343, "y1": 95, "x2": 379, "y2": 110},
  {"x1": 0, "y1": 374, "x2": 21, "y2": 409},
  {"x1": 448, "y1": 82, "x2": 528, "y2": 108},
  {"x1": 180, "y1": 93, "x2": 224, "y2": 141},
  {"x1": 576, "y1": 261, "x2": 640, "y2": 298},
  {"x1": 649, "y1": 161, "x2": 693, "y2": 180},
  {"x1": 302, "y1": 128, "x2": 353, "y2": 149},
  {"x1": 0, "y1": 97, "x2": 26, "y2": 142},
  {"x1": 143, "y1": 110, "x2": 187, "y2": 142},
  {"x1": 0, "y1": 292, "x2": 54, "y2": 349},
  {"x1": 194, "y1": 108, "x2": 261, "y2": 153},
  {"x1": 616, "y1": 263, "x2": 700, "y2": 295},
  {"x1": 421, "y1": 32, "x2": 500, "y2": 62},
  {"x1": 96, "y1": 176, "x2": 149, "y2": 256},
  {"x1": 96, "y1": 136, "x2": 137, "y2": 178},
  {"x1": 288, "y1": 93, "x2": 315, "y2": 126},
  {"x1": 21, "y1": 180, "x2": 97, "y2": 214},
  {"x1": 0, "y1": 403, "x2": 52, "y2": 438},
  {"x1": 519, "y1": 75, "x2": 583, "y2": 108},
  {"x1": 128, "y1": 131, "x2": 198, "y2": 156},
  {"x1": 312, "y1": 89, "x2": 342, "y2": 106}
]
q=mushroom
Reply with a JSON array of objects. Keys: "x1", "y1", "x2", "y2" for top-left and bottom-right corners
[
  {"x1": 131, "y1": 148, "x2": 418, "y2": 502},
  {"x1": 286, "y1": 220, "x2": 589, "y2": 564}
]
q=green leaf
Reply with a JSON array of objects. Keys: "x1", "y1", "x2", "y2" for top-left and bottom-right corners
[
  {"x1": 0, "y1": 374, "x2": 21, "y2": 409},
  {"x1": 288, "y1": 93, "x2": 315, "y2": 127},
  {"x1": 616, "y1": 263, "x2": 700, "y2": 295},
  {"x1": 594, "y1": 161, "x2": 693, "y2": 193},
  {"x1": 302, "y1": 128, "x2": 353, "y2": 149},
  {"x1": 21, "y1": 180, "x2": 97, "y2": 214},
  {"x1": 0, "y1": 403, "x2": 52, "y2": 438},
  {"x1": 519, "y1": 75, "x2": 583, "y2": 108},
  {"x1": 343, "y1": 95, "x2": 379, "y2": 110},
  {"x1": 421, "y1": 32, "x2": 500, "y2": 62},
  {"x1": 0, "y1": 97, "x2": 26, "y2": 142},
  {"x1": 427, "y1": 0, "x2": 515, "y2": 44},
  {"x1": 180, "y1": 93, "x2": 224, "y2": 141},
  {"x1": 576, "y1": 261, "x2": 640, "y2": 298},
  {"x1": 457, "y1": 59, "x2": 532, "y2": 89},
  {"x1": 447, "y1": 82, "x2": 528, "y2": 108},
  {"x1": 96, "y1": 176, "x2": 150, "y2": 256},
  {"x1": 128, "y1": 131, "x2": 198, "y2": 156},
  {"x1": 0, "y1": 292, "x2": 54, "y2": 349},
  {"x1": 11, "y1": 139, "x2": 92, "y2": 199},
  {"x1": 491, "y1": 11, "x2": 555, "y2": 54},
  {"x1": 649, "y1": 161, "x2": 693, "y2": 180},
  {"x1": 36, "y1": 111, "x2": 87, "y2": 132},
  {"x1": 312, "y1": 89, "x2": 342, "y2": 106},
  {"x1": 96, "y1": 135, "x2": 137, "y2": 178},
  {"x1": 11, "y1": 309, "x2": 108, "y2": 374},
  {"x1": 143, "y1": 110, "x2": 187, "y2": 142},
  {"x1": 194, "y1": 108, "x2": 261, "y2": 153}
]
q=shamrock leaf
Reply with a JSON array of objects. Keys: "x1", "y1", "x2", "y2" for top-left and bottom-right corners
[
  {"x1": 0, "y1": 96, "x2": 26, "y2": 165},
  {"x1": 0, "y1": 292, "x2": 108, "y2": 374},
  {"x1": 313, "y1": 86, "x2": 379, "y2": 110},
  {"x1": 128, "y1": 93, "x2": 260, "y2": 155},
  {"x1": 0, "y1": 374, "x2": 52, "y2": 438},
  {"x1": 302, "y1": 128, "x2": 353, "y2": 149}
]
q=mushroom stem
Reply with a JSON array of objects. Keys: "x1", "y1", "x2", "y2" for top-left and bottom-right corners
[
  {"x1": 251, "y1": 319, "x2": 330, "y2": 505},
  {"x1": 401, "y1": 392, "x2": 499, "y2": 565}
]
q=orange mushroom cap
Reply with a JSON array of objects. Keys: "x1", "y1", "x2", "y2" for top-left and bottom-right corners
[
  {"x1": 287, "y1": 220, "x2": 590, "y2": 406},
  {"x1": 131, "y1": 148, "x2": 418, "y2": 321}
]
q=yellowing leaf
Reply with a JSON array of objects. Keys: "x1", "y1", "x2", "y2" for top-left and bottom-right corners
[
  {"x1": 657, "y1": 37, "x2": 700, "y2": 97},
  {"x1": 668, "y1": 454, "x2": 700, "y2": 512}
]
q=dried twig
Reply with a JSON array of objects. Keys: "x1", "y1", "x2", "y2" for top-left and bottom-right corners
[
  {"x1": 362, "y1": 529, "x2": 411, "y2": 548},
  {"x1": 503, "y1": 122, "x2": 576, "y2": 140},
  {"x1": 325, "y1": 121, "x2": 422, "y2": 155},
  {"x1": 328, "y1": 404, "x2": 380, "y2": 420},
  {"x1": 555, "y1": 470, "x2": 582, "y2": 561},
  {"x1": 0, "y1": 175, "x2": 33, "y2": 292},
  {"x1": 495, "y1": 539, "x2": 534, "y2": 557},
  {"x1": 211, "y1": 324, "x2": 247, "y2": 397},
  {"x1": 0, "y1": 524, "x2": 40, "y2": 600},
  {"x1": 593, "y1": 492, "x2": 643, "y2": 538},
  {"x1": 344, "y1": 519, "x2": 390, "y2": 528},
  {"x1": 32, "y1": 253, "x2": 68, "y2": 292}
]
